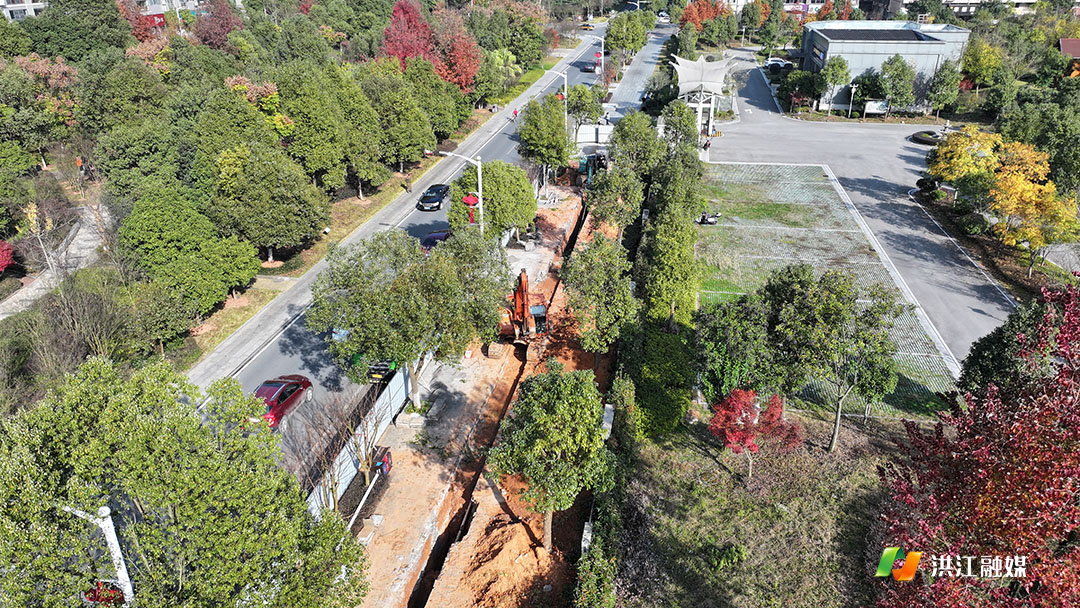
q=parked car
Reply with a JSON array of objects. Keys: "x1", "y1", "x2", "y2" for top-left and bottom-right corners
[
  {"x1": 582, "y1": 62, "x2": 597, "y2": 73},
  {"x1": 420, "y1": 230, "x2": 452, "y2": 254},
  {"x1": 253, "y1": 375, "x2": 312, "y2": 429},
  {"x1": 581, "y1": 22, "x2": 595, "y2": 30},
  {"x1": 417, "y1": 184, "x2": 450, "y2": 211},
  {"x1": 764, "y1": 58, "x2": 794, "y2": 73}
]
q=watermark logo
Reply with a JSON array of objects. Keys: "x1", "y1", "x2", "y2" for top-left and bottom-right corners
[
  {"x1": 875, "y1": 549, "x2": 1028, "y2": 581},
  {"x1": 876, "y1": 547, "x2": 922, "y2": 581}
]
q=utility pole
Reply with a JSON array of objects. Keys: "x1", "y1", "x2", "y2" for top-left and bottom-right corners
[
  {"x1": 435, "y1": 151, "x2": 484, "y2": 236},
  {"x1": 63, "y1": 505, "x2": 134, "y2": 608},
  {"x1": 561, "y1": 71, "x2": 570, "y2": 144},
  {"x1": 741, "y1": 26, "x2": 746, "y2": 47},
  {"x1": 847, "y1": 83, "x2": 858, "y2": 119}
]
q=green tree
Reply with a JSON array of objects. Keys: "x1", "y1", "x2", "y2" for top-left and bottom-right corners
[
  {"x1": 0, "y1": 358, "x2": 368, "y2": 607},
  {"x1": 959, "y1": 296, "x2": 1055, "y2": 398},
  {"x1": 118, "y1": 186, "x2": 259, "y2": 315},
  {"x1": 308, "y1": 229, "x2": 511, "y2": 407},
  {"x1": 448, "y1": 160, "x2": 536, "y2": 238},
  {"x1": 587, "y1": 166, "x2": 644, "y2": 234},
  {"x1": 95, "y1": 118, "x2": 179, "y2": 200},
  {"x1": 77, "y1": 54, "x2": 168, "y2": 135},
  {"x1": 642, "y1": 213, "x2": 699, "y2": 326},
  {"x1": 404, "y1": 57, "x2": 466, "y2": 140},
  {"x1": 880, "y1": 54, "x2": 915, "y2": 116},
  {"x1": 606, "y1": 11, "x2": 648, "y2": 53},
  {"x1": 676, "y1": 24, "x2": 698, "y2": 60},
  {"x1": 0, "y1": 19, "x2": 32, "y2": 58},
  {"x1": 489, "y1": 361, "x2": 614, "y2": 551},
  {"x1": 561, "y1": 235, "x2": 639, "y2": 354},
  {"x1": 609, "y1": 111, "x2": 663, "y2": 177},
  {"x1": 518, "y1": 94, "x2": 570, "y2": 192},
  {"x1": 963, "y1": 36, "x2": 1003, "y2": 92},
  {"x1": 661, "y1": 99, "x2": 699, "y2": 151},
  {"x1": 123, "y1": 280, "x2": 197, "y2": 357},
  {"x1": 276, "y1": 63, "x2": 351, "y2": 191},
  {"x1": 821, "y1": 56, "x2": 850, "y2": 114},
  {"x1": 566, "y1": 84, "x2": 603, "y2": 131},
  {"x1": 927, "y1": 59, "x2": 962, "y2": 119},
  {"x1": 695, "y1": 293, "x2": 773, "y2": 402},
  {"x1": 508, "y1": 19, "x2": 546, "y2": 67},
  {"x1": 767, "y1": 265, "x2": 902, "y2": 451},
  {"x1": 358, "y1": 70, "x2": 437, "y2": 172},
  {"x1": 20, "y1": 0, "x2": 133, "y2": 61},
  {"x1": 212, "y1": 142, "x2": 331, "y2": 262},
  {"x1": 741, "y1": 2, "x2": 761, "y2": 32},
  {"x1": 188, "y1": 88, "x2": 279, "y2": 199},
  {"x1": 325, "y1": 66, "x2": 390, "y2": 197},
  {"x1": 983, "y1": 65, "x2": 1019, "y2": 118}
]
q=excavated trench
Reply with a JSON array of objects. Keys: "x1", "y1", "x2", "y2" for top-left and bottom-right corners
[{"x1": 407, "y1": 344, "x2": 529, "y2": 608}]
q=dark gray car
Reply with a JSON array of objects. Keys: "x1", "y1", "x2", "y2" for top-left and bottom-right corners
[{"x1": 417, "y1": 184, "x2": 450, "y2": 210}]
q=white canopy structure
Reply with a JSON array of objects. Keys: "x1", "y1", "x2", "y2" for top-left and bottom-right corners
[{"x1": 671, "y1": 54, "x2": 733, "y2": 137}]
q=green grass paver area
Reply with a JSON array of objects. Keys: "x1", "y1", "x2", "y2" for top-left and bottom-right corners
[{"x1": 697, "y1": 163, "x2": 956, "y2": 418}]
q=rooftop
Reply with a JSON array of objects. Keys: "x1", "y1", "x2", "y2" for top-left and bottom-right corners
[
  {"x1": 1061, "y1": 38, "x2": 1080, "y2": 58},
  {"x1": 820, "y1": 29, "x2": 927, "y2": 41}
]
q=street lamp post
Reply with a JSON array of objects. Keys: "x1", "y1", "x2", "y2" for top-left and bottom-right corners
[
  {"x1": 847, "y1": 83, "x2": 858, "y2": 119},
  {"x1": 63, "y1": 505, "x2": 134, "y2": 607},
  {"x1": 437, "y1": 151, "x2": 484, "y2": 236},
  {"x1": 582, "y1": 34, "x2": 605, "y2": 80},
  {"x1": 561, "y1": 70, "x2": 569, "y2": 141}
]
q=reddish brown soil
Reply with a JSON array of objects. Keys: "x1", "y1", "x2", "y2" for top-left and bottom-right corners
[
  {"x1": 424, "y1": 201, "x2": 614, "y2": 608},
  {"x1": 222, "y1": 295, "x2": 250, "y2": 309}
]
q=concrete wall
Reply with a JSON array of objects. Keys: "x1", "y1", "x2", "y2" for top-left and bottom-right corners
[{"x1": 305, "y1": 366, "x2": 410, "y2": 517}]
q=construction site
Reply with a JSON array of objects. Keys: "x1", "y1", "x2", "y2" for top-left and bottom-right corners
[{"x1": 339, "y1": 167, "x2": 614, "y2": 608}]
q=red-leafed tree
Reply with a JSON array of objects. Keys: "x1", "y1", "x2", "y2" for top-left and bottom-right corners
[
  {"x1": 194, "y1": 0, "x2": 243, "y2": 52},
  {"x1": 436, "y1": 29, "x2": 481, "y2": 93},
  {"x1": 381, "y1": 0, "x2": 439, "y2": 70},
  {"x1": 0, "y1": 241, "x2": 14, "y2": 274},
  {"x1": 117, "y1": 0, "x2": 155, "y2": 41},
  {"x1": 681, "y1": 0, "x2": 724, "y2": 31},
  {"x1": 816, "y1": 0, "x2": 834, "y2": 19},
  {"x1": 708, "y1": 389, "x2": 803, "y2": 482},
  {"x1": 876, "y1": 284, "x2": 1080, "y2": 608},
  {"x1": 838, "y1": 0, "x2": 853, "y2": 19}
]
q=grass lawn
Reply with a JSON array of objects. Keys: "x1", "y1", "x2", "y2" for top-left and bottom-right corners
[
  {"x1": 493, "y1": 67, "x2": 547, "y2": 106},
  {"x1": 542, "y1": 55, "x2": 562, "y2": 70},
  {"x1": 617, "y1": 413, "x2": 898, "y2": 608},
  {"x1": 167, "y1": 288, "x2": 279, "y2": 371},
  {"x1": 696, "y1": 163, "x2": 956, "y2": 418}
]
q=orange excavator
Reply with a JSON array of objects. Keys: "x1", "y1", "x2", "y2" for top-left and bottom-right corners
[{"x1": 499, "y1": 269, "x2": 548, "y2": 347}]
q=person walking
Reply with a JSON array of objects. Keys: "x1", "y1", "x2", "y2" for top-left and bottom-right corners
[
  {"x1": 405, "y1": 176, "x2": 413, "y2": 192},
  {"x1": 512, "y1": 108, "x2": 519, "y2": 121}
]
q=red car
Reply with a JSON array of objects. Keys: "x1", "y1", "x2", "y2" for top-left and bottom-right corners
[{"x1": 253, "y1": 375, "x2": 312, "y2": 428}]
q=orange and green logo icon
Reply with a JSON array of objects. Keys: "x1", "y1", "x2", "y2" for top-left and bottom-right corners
[{"x1": 875, "y1": 547, "x2": 922, "y2": 581}]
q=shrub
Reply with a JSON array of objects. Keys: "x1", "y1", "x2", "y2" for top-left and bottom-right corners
[
  {"x1": 573, "y1": 539, "x2": 617, "y2": 608},
  {"x1": 930, "y1": 189, "x2": 947, "y2": 202},
  {"x1": 958, "y1": 212, "x2": 988, "y2": 235},
  {"x1": 850, "y1": 111, "x2": 861, "y2": 119},
  {"x1": 706, "y1": 542, "x2": 747, "y2": 573},
  {"x1": 0, "y1": 277, "x2": 20, "y2": 301},
  {"x1": 916, "y1": 177, "x2": 938, "y2": 193},
  {"x1": 638, "y1": 325, "x2": 694, "y2": 435}
]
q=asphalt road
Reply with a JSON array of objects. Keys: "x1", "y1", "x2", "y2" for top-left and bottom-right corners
[
  {"x1": 716, "y1": 49, "x2": 1016, "y2": 362},
  {"x1": 400, "y1": 28, "x2": 612, "y2": 240},
  {"x1": 232, "y1": 24, "x2": 624, "y2": 406}
]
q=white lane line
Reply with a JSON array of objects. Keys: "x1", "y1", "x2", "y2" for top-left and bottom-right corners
[
  {"x1": 905, "y1": 188, "x2": 1017, "y2": 310},
  {"x1": 714, "y1": 223, "x2": 861, "y2": 233},
  {"x1": 822, "y1": 164, "x2": 961, "y2": 378}
]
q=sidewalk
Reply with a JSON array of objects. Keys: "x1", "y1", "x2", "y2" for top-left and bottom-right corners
[
  {"x1": 185, "y1": 38, "x2": 607, "y2": 392},
  {"x1": 0, "y1": 204, "x2": 105, "y2": 320},
  {"x1": 607, "y1": 24, "x2": 675, "y2": 121},
  {"x1": 356, "y1": 189, "x2": 585, "y2": 608}
]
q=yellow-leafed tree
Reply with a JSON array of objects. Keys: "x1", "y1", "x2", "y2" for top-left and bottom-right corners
[
  {"x1": 989, "y1": 142, "x2": 1079, "y2": 276},
  {"x1": 927, "y1": 126, "x2": 1002, "y2": 183}
]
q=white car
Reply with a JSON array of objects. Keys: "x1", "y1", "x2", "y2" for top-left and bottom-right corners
[{"x1": 763, "y1": 58, "x2": 793, "y2": 70}]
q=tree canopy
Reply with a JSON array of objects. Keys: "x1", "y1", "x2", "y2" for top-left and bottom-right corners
[
  {"x1": 489, "y1": 361, "x2": 614, "y2": 550},
  {"x1": 0, "y1": 357, "x2": 368, "y2": 607},
  {"x1": 448, "y1": 160, "x2": 536, "y2": 237},
  {"x1": 561, "y1": 234, "x2": 639, "y2": 353}
]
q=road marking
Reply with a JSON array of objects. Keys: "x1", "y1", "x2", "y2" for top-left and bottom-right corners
[
  {"x1": 712, "y1": 223, "x2": 861, "y2": 233},
  {"x1": 906, "y1": 188, "x2": 1017, "y2": 310},
  {"x1": 822, "y1": 164, "x2": 961, "y2": 378}
]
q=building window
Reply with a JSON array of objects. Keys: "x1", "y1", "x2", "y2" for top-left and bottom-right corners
[{"x1": 10, "y1": 8, "x2": 27, "y2": 18}]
